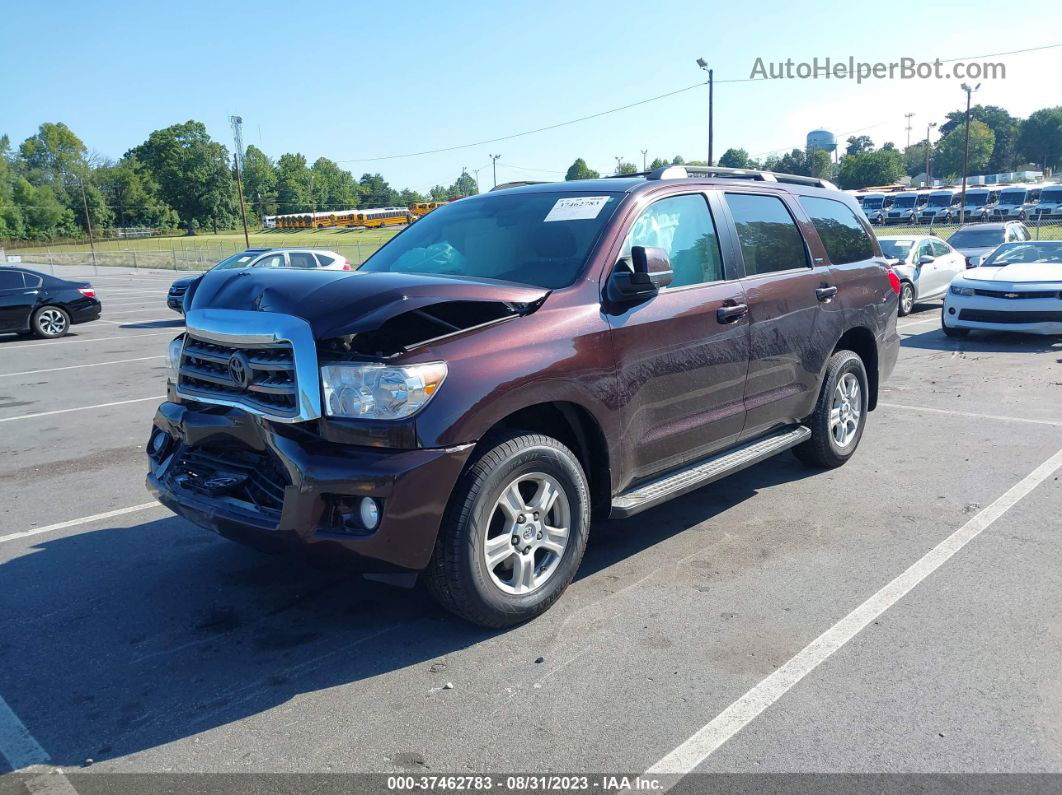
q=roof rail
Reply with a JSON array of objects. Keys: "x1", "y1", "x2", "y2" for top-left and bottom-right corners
[
  {"x1": 490, "y1": 180, "x2": 547, "y2": 192},
  {"x1": 612, "y1": 164, "x2": 837, "y2": 190}
]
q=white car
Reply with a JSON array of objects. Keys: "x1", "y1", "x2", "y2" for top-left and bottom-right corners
[
  {"x1": 878, "y1": 235, "x2": 966, "y2": 316},
  {"x1": 947, "y1": 222, "x2": 1031, "y2": 267},
  {"x1": 942, "y1": 241, "x2": 1062, "y2": 337}
]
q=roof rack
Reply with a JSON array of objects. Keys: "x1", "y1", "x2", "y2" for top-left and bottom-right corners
[
  {"x1": 611, "y1": 165, "x2": 837, "y2": 191},
  {"x1": 490, "y1": 180, "x2": 548, "y2": 192}
]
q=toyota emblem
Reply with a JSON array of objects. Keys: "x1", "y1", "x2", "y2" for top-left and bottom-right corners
[{"x1": 228, "y1": 351, "x2": 251, "y2": 389}]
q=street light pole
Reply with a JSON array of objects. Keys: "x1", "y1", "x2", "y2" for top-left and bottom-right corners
[
  {"x1": 640, "y1": 149, "x2": 648, "y2": 171},
  {"x1": 958, "y1": 82, "x2": 980, "y2": 225},
  {"x1": 233, "y1": 153, "x2": 250, "y2": 248},
  {"x1": 925, "y1": 122, "x2": 937, "y2": 186},
  {"x1": 696, "y1": 58, "x2": 714, "y2": 165},
  {"x1": 489, "y1": 154, "x2": 501, "y2": 188}
]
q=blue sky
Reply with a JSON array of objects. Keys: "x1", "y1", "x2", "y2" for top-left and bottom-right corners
[{"x1": 2, "y1": 1, "x2": 1059, "y2": 193}]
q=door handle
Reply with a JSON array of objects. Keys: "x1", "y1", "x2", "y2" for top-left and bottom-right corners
[
  {"x1": 716, "y1": 303, "x2": 748, "y2": 323},
  {"x1": 815, "y1": 286, "x2": 838, "y2": 302}
]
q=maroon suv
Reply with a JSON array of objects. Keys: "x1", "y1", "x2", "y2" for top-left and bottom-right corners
[{"x1": 147, "y1": 165, "x2": 900, "y2": 627}]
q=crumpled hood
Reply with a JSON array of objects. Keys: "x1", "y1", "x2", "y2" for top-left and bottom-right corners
[
  {"x1": 963, "y1": 263, "x2": 1062, "y2": 285},
  {"x1": 186, "y1": 268, "x2": 550, "y2": 338}
]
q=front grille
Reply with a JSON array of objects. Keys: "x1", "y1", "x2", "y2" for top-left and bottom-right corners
[
  {"x1": 959, "y1": 309, "x2": 1062, "y2": 324},
  {"x1": 169, "y1": 444, "x2": 290, "y2": 516},
  {"x1": 178, "y1": 335, "x2": 299, "y2": 418},
  {"x1": 973, "y1": 289, "x2": 1060, "y2": 299},
  {"x1": 170, "y1": 285, "x2": 188, "y2": 296}
]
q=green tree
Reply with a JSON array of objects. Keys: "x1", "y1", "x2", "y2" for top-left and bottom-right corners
[
  {"x1": 398, "y1": 188, "x2": 427, "y2": 205},
  {"x1": 276, "y1": 153, "x2": 312, "y2": 214},
  {"x1": 807, "y1": 149, "x2": 833, "y2": 180},
  {"x1": 903, "y1": 142, "x2": 929, "y2": 178},
  {"x1": 764, "y1": 149, "x2": 809, "y2": 176},
  {"x1": 0, "y1": 135, "x2": 22, "y2": 238},
  {"x1": 648, "y1": 157, "x2": 670, "y2": 170},
  {"x1": 428, "y1": 184, "x2": 450, "y2": 202},
  {"x1": 836, "y1": 149, "x2": 905, "y2": 189},
  {"x1": 718, "y1": 148, "x2": 751, "y2": 168},
  {"x1": 12, "y1": 177, "x2": 76, "y2": 239},
  {"x1": 614, "y1": 160, "x2": 638, "y2": 175},
  {"x1": 933, "y1": 120, "x2": 994, "y2": 179},
  {"x1": 359, "y1": 172, "x2": 399, "y2": 206},
  {"x1": 242, "y1": 145, "x2": 278, "y2": 218},
  {"x1": 1017, "y1": 106, "x2": 1062, "y2": 171},
  {"x1": 449, "y1": 170, "x2": 478, "y2": 197},
  {"x1": 311, "y1": 157, "x2": 359, "y2": 211},
  {"x1": 940, "y1": 105, "x2": 1021, "y2": 173},
  {"x1": 671, "y1": 155, "x2": 685, "y2": 165},
  {"x1": 845, "y1": 135, "x2": 874, "y2": 155},
  {"x1": 564, "y1": 158, "x2": 600, "y2": 180},
  {"x1": 95, "y1": 156, "x2": 178, "y2": 230},
  {"x1": 129, "y1": 120, "x2": 238, "y2": 233}
]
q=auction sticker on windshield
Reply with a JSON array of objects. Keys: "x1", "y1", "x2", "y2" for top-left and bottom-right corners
[{"x1": 544, "y1": 196, "x2": 610, "y2": 222}]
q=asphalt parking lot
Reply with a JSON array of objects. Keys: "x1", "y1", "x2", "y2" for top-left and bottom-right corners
[{"x1": 1, "y1": 266, "x2": 1060, "y2": 782}]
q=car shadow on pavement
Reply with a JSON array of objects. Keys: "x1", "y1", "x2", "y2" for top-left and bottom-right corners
[
  {"x1": 901, "y1": 327, "x2": 1062, "y2": 355},
  {"x1": 119, "y1": 320, "x2": 185, "y2": 329},
  {"x1": 0, "y1": 454, "x2": 819, "y2": 769}
]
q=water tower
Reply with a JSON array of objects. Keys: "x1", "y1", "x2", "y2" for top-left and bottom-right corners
[{"x1": 807, "y1": 128, "x2": 838, "y2": 163}]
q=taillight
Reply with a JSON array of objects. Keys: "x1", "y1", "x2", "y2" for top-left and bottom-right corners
[
  {"x1": 886, "y1": 269, "x2": 901, "y2": 295},
  {"x1": 342, "y1": 262, "x2": 351, "y2": 271},
  {"x1": 78, "y1": 287, "x2": 96, "y2": 298}
]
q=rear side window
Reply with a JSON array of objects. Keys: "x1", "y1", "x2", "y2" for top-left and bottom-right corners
[
  {"x1": 624, "y1": 194, "x2": 724, "y2": 287},
  {"x1": 287, "y1": 252, "x2": 317, "y2": 269},
  {"x1": 23, "y1": 272, "x2": 43, "y2": 287},
  {"x1": 255, "y1": 254, "x2": 285, "y2": 269},
  {"x1": 798, "y1": 196, "x2": 875, "y2": 265},
  {"x1": 724, "y1": 193, "x2": 808, "y2": 276},
  {"x1": 0, "y1": 271, "x2": 23, "y2": 289},
  {"x1": 315, "y1": 253, "x2": 335, "y2": 267}
]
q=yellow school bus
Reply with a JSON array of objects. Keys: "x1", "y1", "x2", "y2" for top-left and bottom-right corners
[
  {"x1": 411, "y1": 201, "x2": 445, "y2": 218},
  {"x1": 356, "y1": 207, "x2": 413, "y2": 228}
]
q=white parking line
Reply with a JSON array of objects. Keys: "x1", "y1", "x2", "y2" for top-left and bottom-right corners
[
  {"x1": 0, "y1": 356, "x2": 165, "y2": 378},
  {"x1": 101, "y1": 307, "x2": 176, "y2": 315},
  {"x1": 0, "y1": 331, "x2": 172, "y2": 350},
  {"x1": 0, "y1": 694, "x2": 49, "y2": 769},
  {"x1": 96, "y1": 318, "x2": 179, "y2": 326},
  {"x1": 880, "y1": 401, "x2": 1062, "y2": 428},
  {"x1": 0, "y1": 502, "x2": 162, "y2": 546},
  {"x1": 897, "y1": 317, "x2": 940, "y2": 329},
  {"x1": 646, "y1": 444, "x2": 1062, "y2": 776},
  {"x1": 0, "y1": 395, "x2": 163, "y2": 424}
]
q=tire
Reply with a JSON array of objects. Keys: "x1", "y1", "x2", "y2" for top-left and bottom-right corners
[
  {"x1": 898, "y1": 282, "x2": 915, "y2": 316},
  {"x1": 942, "y1": 307, "x2": 970, "y2": 338},
  {"x1": 793, "y1": 350, "x2": 869, "y2": 469},
  {"x1": 32, "y1": 306, "x2": 70, "y2": 338},
  {"x1": 424, "y1": 432, "x2": 591, "y2": 628}
]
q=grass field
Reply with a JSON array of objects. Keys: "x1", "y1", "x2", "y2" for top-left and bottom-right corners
[
  {"x1": 6, "y1": 220, "x2": 1061, "y2": 272},
  {"x1": 6, "y1": 227, "x2": 401, "y2": 270}
]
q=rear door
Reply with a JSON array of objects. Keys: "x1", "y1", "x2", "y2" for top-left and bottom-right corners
[
  {"x1": 604, "y1": 191, "x2": 750, "y2": 485},
  {"x1": 0, "y1": 270, "x2": 33, "y2": 331}
]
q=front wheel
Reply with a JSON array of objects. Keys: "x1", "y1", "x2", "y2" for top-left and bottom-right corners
[
  {"x1": 942, "y1": 306, "x2": 970, "y2": 338},
  {"x1": 424, "y1": 432, "x2": 590, "y2": 627},
  {"x1": 794, "y1": 350, "x2": 869, "y2": 469},
  {"x1": 32, "y1": 306, "x2": 70, "y2": 338},
  {"x1": 898, "y1": 282, "x2": 915, "y2": 316}
]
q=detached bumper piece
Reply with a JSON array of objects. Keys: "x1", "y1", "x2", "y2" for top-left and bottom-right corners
[{"x1": 146, "y1": 401, "x2": 473, "y2": 571}]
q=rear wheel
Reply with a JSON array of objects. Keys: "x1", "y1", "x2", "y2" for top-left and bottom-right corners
[
  {"x1": 32, "y1": 306, "x2": 70, "y2": 338},
  {"x1": 898, "y1": 282, "x2": 915, "y2": 316},
  {"x1": 424, "y1": 432, "x2": 590, "y2": 627},
  {"x1": 794, "y1": 350, "x2": 868, "y2": 469}
]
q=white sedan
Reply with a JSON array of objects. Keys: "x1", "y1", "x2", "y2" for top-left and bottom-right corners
[
  {"x1": 878, "y1": 235, "x2": 967, "y2": 316},
  {"x1": 942, "y1": 241, "x2": 1062, "y2": 337}
]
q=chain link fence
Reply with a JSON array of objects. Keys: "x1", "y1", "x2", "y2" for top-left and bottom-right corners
[{"x1": 872, "y1": 217, "x2": 1062, "y2": 241}]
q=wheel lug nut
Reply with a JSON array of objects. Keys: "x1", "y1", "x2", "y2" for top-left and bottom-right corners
[
  {"x1": 537, "y1": 532, "x2": 542, "y2": 540},
  {"x1": 512, "y1": 536, "x2": 519, "y2": 545},
  {"x1": 533, "y1": 512, "x2": 540, "y2": 520},
  {"x1": 517, "y1": 515, "x2": 525, "y2": 524}
]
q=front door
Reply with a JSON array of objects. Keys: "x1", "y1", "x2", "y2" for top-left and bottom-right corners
[
  {"x1": 0, "y1": 270, "x2": 34, "y2": 331},
  {"x1": 604, "y1": 192, "x2": 750, "y2": 488}
]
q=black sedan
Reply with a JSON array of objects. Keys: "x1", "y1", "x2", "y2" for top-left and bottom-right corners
[{"x1": 0, "y1": 267, "x2": 101, "y2": 338}]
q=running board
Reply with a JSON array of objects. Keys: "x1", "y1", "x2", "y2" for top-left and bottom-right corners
[{"x1": 610, "y1": 425, "x2": 811, "y2": 518}]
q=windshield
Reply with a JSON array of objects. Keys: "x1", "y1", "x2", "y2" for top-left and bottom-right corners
[
  {"x1": 1040, "y1": 189, "x2": 1062, "y2": 204},
  {"x1": 927, "y1": 195, "x2": 952, "y2": 207},
  {"x1": 212, "y1": 251, "x2": 260, "y2": 271},
  {"x1": 892, "y1": 195, "x2": 916, "y2": 208},
  {"x1": 359, "y1": 191, "x2": 622, "y2": 288},
  {"x1": 999, "y1": 190, "x2": 1026, "y2": 204},
  {"x1": 982, "y1": 242, "x2": 1062, "y2": 266},
  {"x1": 862, "y1": 197, "x2": 883, "y2": 209},
  {"x1": 964, "y1": 192, "x2": 990, "y2": 207},
  {"x1": 879, "y1": 239, "x2": 915, "y2": 260},
  {"x1": 949, "y1": 228, "x2": 1003, "y2": 248}
]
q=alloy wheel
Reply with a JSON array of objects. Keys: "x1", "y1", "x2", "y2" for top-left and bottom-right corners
[
  {"x1": 37, "y1": 308, "x2": 67, "y2": 336},
  {"x1": 830, "y1": 373, "x2": 862, "y2": 448}
]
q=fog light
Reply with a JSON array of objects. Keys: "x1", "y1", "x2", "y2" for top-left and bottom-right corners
[
  {"x1": 150, "y1": 430, "x2": 170, "y2": 458},
  {"x1": 948, "y1": 307, "x2": 956, "y2": 315},
  {"x1": 359, "y1": 497, "x2": 381, "y2": 530}
]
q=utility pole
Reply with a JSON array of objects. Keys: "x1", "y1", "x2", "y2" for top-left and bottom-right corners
[
  {"x1": 904, "y1": 112, "x2": 914, "y2": 149},
  {"x1": 958, "y1": 83, "x2": 980, "y2": 224},
  {"x1": 925, "y1": 122, "x2": 937, "y2": 186},
  {"x1": 614, "y1": 156, "x2": 623, "y2": 175},
  {"x1": 641, "y1": 149, "x2": 648, "y2": 171},
  {"x1": 489, "y1": 154, "x2": 501, "y2": 188},
  {"x1": 230, "y1": 115, "x2": 250, "y2": 245},
  {"x1": 697, "y1": 58, "x2": 714, "y2": 165},
  {"x1": 78, "y1": 176, "x2": 97, "y2": 268}
]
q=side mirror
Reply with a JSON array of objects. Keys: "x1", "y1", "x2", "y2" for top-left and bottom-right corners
[
  {"x1": 968, "y1": 255, "x2": 983, "y2": 268},
  {"x1": 917, "y1": 255, "x2": 935, "y2": 265},
  {"x1": 608, "y1": 246, "x2": 673, "y2": 301}
]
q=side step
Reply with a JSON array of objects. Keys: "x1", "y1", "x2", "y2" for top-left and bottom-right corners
[{"x1": 610, "y1": 425, "x2": 811, "y2": 518}]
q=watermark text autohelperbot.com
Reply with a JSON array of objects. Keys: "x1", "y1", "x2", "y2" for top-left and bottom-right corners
[{"x1": 749, "y1": 57, "x2": 1005, "y2": 83}]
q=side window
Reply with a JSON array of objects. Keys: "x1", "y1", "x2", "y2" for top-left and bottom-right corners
[
  {"x1": 725, "y1": 193, "x2": 808, "y2": 276},
  {"x1": 623, "y1": 194, "x2": 724, "y2": 288},
  {"x1": 930, "y1": 240, "x2": 950, "y2": 257},
  {"x1": 798, "y1": 196, "x2": 875, "y2": 265},
  {"x1": 287, "y1": 252, "x2": 317, "y2": 269},
  {"x1": 23, "y1": 273, "x2": 43, "y2": 287},
  {"x1": 254, "y1": 254, "x2": 285, "y2": 269},
  {"x1": 1018, "y1": 226, "x2": 1030, "y2": 241},
  {"x1": 917, "y1": 241, "x2": 934, "y2": 260},
  {"x1": 0, "y1": 271, "x2": 23, "y2": 289},
  {"x1": 315, "y1": 253, "x2": 335, "y2": 268}
]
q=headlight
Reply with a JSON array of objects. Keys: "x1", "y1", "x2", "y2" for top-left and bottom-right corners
[
  {"x1": 167, "y1": 336, "x2": 184, "y2": 382},
  {"x1": 950, "y1": 285, "x2": 976, "y2": 297},
  {"x1": 321, "y1": 362, "x2": 447, "y2": 420}
]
